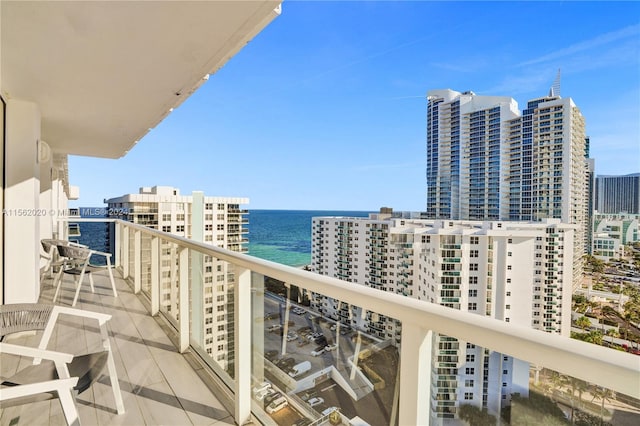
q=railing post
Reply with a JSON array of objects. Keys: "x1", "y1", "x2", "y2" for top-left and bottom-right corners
[
  {"x1": 134, "y1": 230, "x2": 141, "y2": 294},
  {"x1": 151, "y1": 236, "x2": 160, "y2": 316},
  {"x1": 122, "y1": 225, "x2": 129, "y2": 279},
  {"x1": 234, "y1": 266, "x2": 251, "y2": 425},
  {"x1": 114, "y1": 222, "x2": 121, "y2": 268},
  {"x1": 398, "y1": 323, "x2": 432, "y2": 426},
  {"x1": 178, "y1": 247, "x2": 189, "y2": 353}
]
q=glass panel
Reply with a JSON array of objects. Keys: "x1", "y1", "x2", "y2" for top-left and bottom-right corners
[
  {"x1": 252, "y1": 275, "x2": 400, "y2": 425},
  {"x1": 140, "y1": 232, "x2": 152, "y2": 296},
  {"x1": 438, "y1": 335, "x2": 640, "y2": 426},
  {"x1": 188, "y1": 251, "x2": 236, "y2": 382},
  {"x1": 159, "y1": 241, "x2": 179, "y2": 327}
]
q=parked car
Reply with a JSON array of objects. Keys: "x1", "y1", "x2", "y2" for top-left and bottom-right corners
[
  {"x1": 286, "y1": 332, "x2": 298, "y2": 341},
  {"x1": 325, "y1": 343, "x2": 338, "y2": 351},
  {"x1": 288, "y1": 361, "x2": 311, "y2": 378},
  {"x1": 300, "y1": 390, "x2": 317, "y2": 401},
  {"x1": 264, "y1": 391, "x2": 283, "y2": 407},
  {"x1": 307, "y1": 332, "x2": 323, "y2": 341},
  {"x1": 322, "y1": 407, "x2": 339, "y2": 416},
  {"x1": 313, "y1": 336, "x2": 327, "y2": 345},
  {"x1": 292, "y1": 307, "x2": 305, "y2": 315},
  {"x1": 267, "y1": 324, "x2": 282, "y2": 333},
  {"x1": 297, "y1": 339, "x2": 310, "y2": 347},
  {"x1": 255, "y1": 387, "x2": 274, "y2": 401},
  {"x1": 330, "y1": 324, "x2": 337, "y2": 331},
  {"x1": 311, "y1": 346, "x2": 325, "y2": 356},
  {"x1": 307, "y1": 397, "x2": 324, "y2": 407},
  {"x1": 298, "y1": 326, "x2": 312, "y2": 333},
  {"x1": 252, "y1": 381, "x2": 271, "y2": 395},
  {"x1": 266, "y1": 396, "x2": 288, "y2": 414}
]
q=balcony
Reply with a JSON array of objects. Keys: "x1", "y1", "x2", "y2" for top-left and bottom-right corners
[{"x1": 3, "y1": 218, "x2": 638, "y2": 425}]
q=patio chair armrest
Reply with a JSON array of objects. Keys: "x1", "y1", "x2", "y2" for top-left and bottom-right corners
[
  {"x1": 0, "y1": 377, "x2": 79, "y2": 400},
  {"x1": 91, "y1": 250, "x2": 112, "y2": 258},
  {"x1": 51, "y1": 306, "x2": 112, "y2": 324},
  {"x1": 0, "y1": 342, "x2": 74, "y2": 364},
  {"x1": 67, "y1": 241, "x2": 88, "y2": 248}
]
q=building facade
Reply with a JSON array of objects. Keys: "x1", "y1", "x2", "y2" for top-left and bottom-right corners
[
  {"x1": 426, "y1": 89, "x2": 589, "y2": 288},
  {"x1": 106, "y1": 186, "x2": 249, "y2": 370},
  {"x1": 592, "y1": 213, "x2": 640, "y2": 261},
  {"x1": 311, "y1": 211, "x2": 575, "y2": 422},
  {"x1": 595, "y1": 173, "x2": 640, "y2": 215}
]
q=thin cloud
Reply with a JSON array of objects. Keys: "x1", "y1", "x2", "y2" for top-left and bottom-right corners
[{"x1": 518, "y1": 23, "x2": 640, "y2": 67}]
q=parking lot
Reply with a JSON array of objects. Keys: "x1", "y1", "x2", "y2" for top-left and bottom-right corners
[{"x1": 257, "y1": 293, "x2": 397, "y2": 425}]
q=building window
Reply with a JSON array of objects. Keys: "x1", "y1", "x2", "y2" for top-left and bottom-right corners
[
  {"x1": 465, "y1": 379, "x2": 474, "y2": 387},
  {"x1": 470, "y1": 237, "x2": 479, "y2": 245},
  {"x1": 464, "y1": 392, "x2": 473, "y2": 400},
  {"x1": 465, "y1": 368, "x2": 475, "y2": 375},
  {"x1": 469, "y1": 263, "x2": 478, "y2": 271},
  {"x1": 470, "y1": 250, "x2": 479, "y2": 258},
  {"x1": 469, "y1": 289, "x2": 477, "y2": 297},
  {"x1": 162, "y1": 225, "x2": 171, "y2": 232},
  {"x1": 466, "y1": 354, "x2": 475, "y2": 362},
  {"x1": 468, "y1": 303, "x2": 477, "y2": 311}
]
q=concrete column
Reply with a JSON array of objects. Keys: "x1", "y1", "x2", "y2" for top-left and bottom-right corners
[
  {"x1": 4, "y1": 99, "x2": 41, "y2": 303},
  {"x1": 39, "y1": 154, "x2": 53, "y2": 245}
]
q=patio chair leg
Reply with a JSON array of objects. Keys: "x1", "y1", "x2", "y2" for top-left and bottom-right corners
[
  {"x1": 89, "y1": 274, "x2": 95, "y2": 293},
  {"x1": 58, "y1": 387, "x2": 81, "y2": 426},
  {"x1": 72, "y1": 272, "x2": 86, "y2": 307},
  {"x1": 53, "y1": 267, "x2": 66, "y2": 303},
  {"x1": 99, "y1": 324, "x2": 125, "y2": 414},
  {"x1": 106, "y1": 257, "x2": 118, "y2": 298}
]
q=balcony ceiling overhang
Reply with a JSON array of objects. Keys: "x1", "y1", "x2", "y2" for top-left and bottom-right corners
[{"x1": 1, "y1": 1, "x2": 281, "y2": 159}]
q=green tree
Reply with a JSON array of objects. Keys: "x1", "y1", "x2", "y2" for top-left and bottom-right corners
[
  {"x1": 458, "y1": 404, "x2": 497, "y2": 426},
  {"x1": 576, "y1": 316, "x2": 591, "y2": 330}
]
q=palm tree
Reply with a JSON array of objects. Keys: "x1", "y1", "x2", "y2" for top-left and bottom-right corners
[
  {"x1": 591, "y1": 386, "x2": 615, "y2": 425},
  {"x1": 576, "y1": 316, "x2": 591, "y2": 330}
]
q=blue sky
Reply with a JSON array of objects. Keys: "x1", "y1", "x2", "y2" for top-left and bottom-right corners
[{"x1": 70, "y1": 1, "x2": 640, "y2": 211}]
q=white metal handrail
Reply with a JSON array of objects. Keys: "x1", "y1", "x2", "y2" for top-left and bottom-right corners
[{"x1": 61, "y1": 217, "x2": 640, "y2": 424}]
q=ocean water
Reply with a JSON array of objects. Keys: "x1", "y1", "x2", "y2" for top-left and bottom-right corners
[
  {"x1": 72, "y1": 208, "x2": 371, "y2": 267},
  {"x1": 246, "y1": 210, "x2": 371, "y2": 267}
]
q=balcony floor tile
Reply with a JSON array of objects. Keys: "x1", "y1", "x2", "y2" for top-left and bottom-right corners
[{"x1": 1, "y1": 270, "x2": 232, "y2": 426}]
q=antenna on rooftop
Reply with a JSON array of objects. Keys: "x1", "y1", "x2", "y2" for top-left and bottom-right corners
[{"x1": 549, "y1": 69, "x2": 561, "y2": 97}]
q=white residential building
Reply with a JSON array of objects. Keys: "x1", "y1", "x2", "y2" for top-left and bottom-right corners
[
  {"x1": 592, "y1": 213, "x2": 640, "y2": 261},
  {"x1": 106, "y1": 186, "x2": 249, "y2": 369},
  {"x1": 426, "y1": 89, "x2": 588, "y2": 289},
  {"x1": 311, "y1": 211, "x2": 575, "y2": 422}
]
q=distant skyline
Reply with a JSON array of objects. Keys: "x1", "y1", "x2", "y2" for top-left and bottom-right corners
[{"x1": 69, "y1": 1, "x2": 640, "y2": 211}]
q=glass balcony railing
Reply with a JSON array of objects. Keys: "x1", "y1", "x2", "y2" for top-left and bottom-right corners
[{"x1": 67, "y1": 218, "x2": 640, "y2": 425}]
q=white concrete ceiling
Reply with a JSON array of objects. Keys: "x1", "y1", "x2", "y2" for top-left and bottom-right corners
[{"x1": 1, "y1": 1, "x2": 281, "y2": 158}]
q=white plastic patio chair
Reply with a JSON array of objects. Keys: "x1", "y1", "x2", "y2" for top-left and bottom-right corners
[
  {"x1": 0, "y1": 342, "x2": 81, "y2": 426},
  {"x1": 0, "y1": 304, "x2": 125, "y2": 418}
]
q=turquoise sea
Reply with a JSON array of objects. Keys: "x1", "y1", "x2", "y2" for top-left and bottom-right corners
[
  {"x1": 246, "y1": 210, "x2": 371, "y2": 267},
  {"x1": 74, "y1": 208, "x2": 371, "y2": 267}
]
